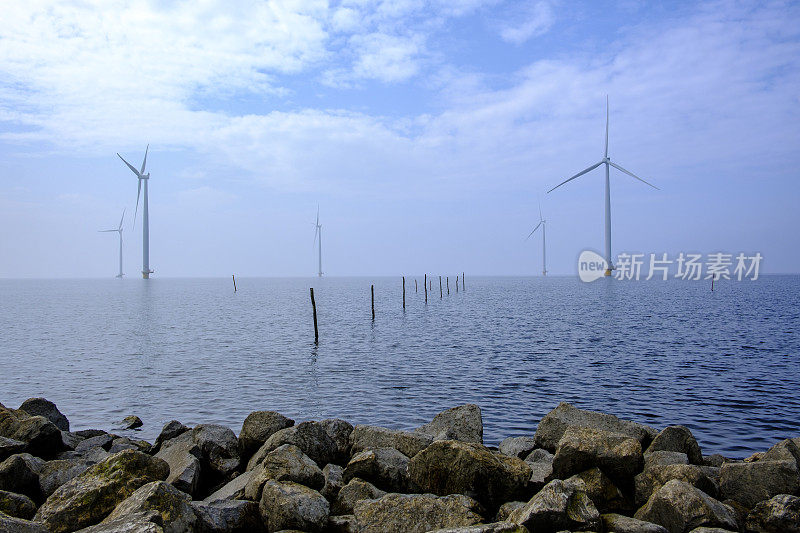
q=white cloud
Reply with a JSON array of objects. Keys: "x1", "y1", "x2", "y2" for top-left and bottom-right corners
[
  {"x1": 350, "y1": 32, "x2": 425, "y2": 82},
  {"x1": 499, "y1": 1, "x2": 555, "y2": 45}
]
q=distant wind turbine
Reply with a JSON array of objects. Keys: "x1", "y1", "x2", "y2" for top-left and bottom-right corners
[
  {"x1": 548, "y1": 96, "x2": 659, "y2": 276},
  {"x1": 99, "y1": 209, "x2": 125, "y2": 278},
  {"x1": 526, "y1": 203, "x2": 547, "y2": 276},
  {"x1": 117, "y1": 145, "x2": 154, "y2": 279},
  {"x1": 313, "y1": 207, "x2": 323, "y2": 277}
]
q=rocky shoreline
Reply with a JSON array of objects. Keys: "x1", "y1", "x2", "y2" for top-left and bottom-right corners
[{"x1": 1, "y1": 399, "x2": 798, "y2": 532}]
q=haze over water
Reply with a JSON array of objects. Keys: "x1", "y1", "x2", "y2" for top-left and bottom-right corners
[{"x1": 2, "y1": 276, "x2": 798, "y2": 458}]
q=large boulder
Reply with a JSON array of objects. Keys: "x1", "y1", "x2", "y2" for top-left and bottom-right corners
[
  {"x1": 239, "y1": 411, "x2": 294, "y2": 461},
  {"x1": 101, "y1": 481, "x2": 199, "y2": 533},
  {"x1": 645, "y1": 451, "x2": 689, "y2": 469},
  {"x1": 646, "y1": 426, "x2": 703, "y2": 465},
  {"x1": 321, "y1": 463, "x2": 344, "y2": 501},
  {"x1": 342, "y1": 447, "x2": 414, "y2": 493},
  {"x1": 249, "y1": 421, "x2": 336, "y2": 470},
  {"x1": 75, "y1": 434, "x2": 113, "y2": 453},
  {"x1": 353, "y1": 492, "x2": 484, "y2": 533},
  {"x1": 319, "y1": 418, "x2": 353, "y2": 465},
  {"x1": 551, "y1": 426, "x2": 643, "y2": 489},
  {"x1": 33, "y1": 450, "x2": 169, "y2": 533},
  {"x1": 154, "y1": 438, "x2": 202, "y2": 497},
  {"x1": 428, "y1": 523, "x2": 529, "y2": 533},
  {"x1": 601, "y1": 512, "x2": 668, "y2": 533},
  {"x1": 9, "y1": 416, "x2": 63, "y2": 458},
  {"x1": 0, "y1": 512, "x2": 50, "y2": 533},
  {"x1": 499, "y1": 437, "x2": 537, "y2": 459},
  {"x1": 258, "y1": 479, "x2": 329, "y2": 532},
  {"x1": 153, "y1": 421, "x2": 189, "y2": 452},
  {"x1": 565, "y1": 467, "x2": 630, "y2": 513},
  {"x1": 75, "y1": 510, "x2": 164, "y2": 532},
  {"x1": 508, "y1": 479, "x2": 600, "y2": 533},
  {"x1": 0, "y1": 490, "x2": 36, "y2": 520},
  {"x1": 39, "y1": 459, "x2": 92, "y2": 498},
  {"x1": 349, "y1": 425, "x2": 432, "y2": 459},
  {"x1": 496, "y1": 501, "x2": 526, "y2": 522},
  {"x1": 244, "y1": 444, "x2": 324, "y2": 501},
  {"x1": 189, "y1": 425, "x2": 240, "y2": 480},
  {"x1": 18, "y1": 399, "x2": 69, "y2": 432},
  {"x1": 333, "y1": 478, "x2": 386, "y2": 515},
  {"x1": 635, "y1": 464, "x2": 718, "y2": 507},
  {"x1": 203, "y1": 470, "x2": 256, "y2": 503},
  {"x1": 744, "y1": 493, "x2": 800, "y2": 532},
  {"x1": 762, "y1": 438, "x2": 800, "y2": 466},
  {"x1": 0, "y1": 437, "x2": 26, "y2": 462},
  {"x1": 0, "y1": 454, "x2": 44, "y2": 502},
  {"x1": 719, "y1": 460, "x2": 799, "y2": 508},
  {"x1": 408, "y1": 440, "x2": 531, "y2": 510},
  {"x1": 192, "y1": 499, "x2": 263, "y2": 532},
  {"x1": 415, "y1": 404, "x2": 484, "y2": 444},
  {"x1": 633, "y1": 479, "x2": 737, "y2": 533},
  {"x1": 534, "y1": 402, "x2": 656, "y2": 452}
]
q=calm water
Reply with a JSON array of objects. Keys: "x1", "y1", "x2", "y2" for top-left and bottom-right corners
[{"x1": 1, "y1": 276, "x2": 798, "y2": 458}]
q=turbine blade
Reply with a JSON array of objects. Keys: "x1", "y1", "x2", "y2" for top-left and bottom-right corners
[
  {"x1": 605, "y1": 95, "x2": 609, "y2": 158},
  {"x1": 538, "y1": 201, "x2": 543, "y2": 222},
  {"x1": 140, "y1": 144, "x2": 149, "y2": 174},
  {"x1": 133, "y1": 179, "x2": 142, "y2": 228},
  {"x1": 609, "y1": 161, "x2": 660, "y2": 190},
  {"x1": 547, "y1": 161, "x2": 603, "y2": 193},
  {"x1": 99, "y1": 229, "x2": 116, "y2": 232},
  {"x1": 118, "y1": 208, "x2": 125, "y2": 231},
  {"x1": 316, "y1": 205, "x2": 319, "y2": 226},
  {"x1": 525, "y1": 221, "x2": 543, "y2": 240},
  {"x1": 117, "y1": 153, "x2": 140, "y2": 176}
]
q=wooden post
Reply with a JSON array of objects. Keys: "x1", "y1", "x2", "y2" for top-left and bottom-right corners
[
  {"x1": 462, "y1": 272, "x2": 465, "y2": 290},
  {"x1": 415, "y1": 279, "x2": 418, "y2": 293},
  {"x1": 402, "y1": 277, "x2": 406, "y2": 310},
  {"x1": 711, "y1": 274, "x2": 716, "y2": 291},
  {"x1": 424, "y1": 274, "x2": 427, "y2": 303},
  {"x1": 439, "y1": 276, "x2": 442, "y2": 299},
  {"x1": 429, "y1": 278, "x2": 432, "y2": 291},
  {"x1": 232, "y1": 274, "x2": 237, "y2": 292},
  {"x1": 456, "y1": 275, "x2": 459, "y2": 293},
  {"x1": 447, "y1": 276, "x2": 449, "y2": 295},
  {"x1": 310, "y1": 288, "x2": 319, "y2": 343},
  {"x1": 371, "y1": 284, "x2": 375, "y2": 320}
]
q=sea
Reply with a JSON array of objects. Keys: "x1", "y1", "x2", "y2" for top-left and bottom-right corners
[{"x1": 1, "y1": 275, "x2": 798, "y2": 458}]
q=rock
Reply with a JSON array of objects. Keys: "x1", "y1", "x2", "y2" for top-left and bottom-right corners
[
  {"x1": 333, "y1": 478, "x2": 386, "y2": 514},
  {"x1": 428, "y1": 523, "x2": 529, "y2": 532},
  {"x1": 322, "y1": 463, "x2": 344, "y2": 501},
  {"x1": 645, "y1": 451, "x2": 689, "y2": 469},
  {"x1": 154, "y1": 421, "x2": 189, "y2": 452},
  {"x1": 0, "y1": 512, "x2": 50, "y2": 533},
  {"x1": 408, "y1": 439, "x2": 531, "y2": 510},
  {"x1": 101, "y1": 480, "x2": 198, "y2": 533},
  {"x1": 635, "y1": 464, "x2": 718, "y2": 507},
  {"x1": 33, "y1": 450, "x2": 169, "y2": 533},
  {"x1": 39, "y1": 459, "x2": 92, "y2": 497},
  {"x1": 244, "y1": 444, "x2": 324, "y2": 501},
  {"x1": 745, "y1": 452, "x2": 764, "y2": 463},
  {"x1": 258, "y1": 479, "x2": 329, "y2": 532},
  {"x1": 75, "y1": 510, "x2": 164, "y2": 532},
  {"x1": 646, "y1": 426, "x2": 703, "y2": 465},
  {"x1": 528, "y1": 461, "x2": 553, "y2": 493},
  {"x1": 508, "y1": 479, "x2": 600, "y2": 533},
  {"x1": 415, "y1": 404, "x2": 484, "y2": 444},
  {"x1": 239, "y1": 411, "x2": 294, "y2": 461},
  {"x1": 0, "y1": 453, "x2": 44, "y2": 501},
  {"x1": 702, "y1": 454, "x2": 732, "y2": 468},
  {"x1": 349, "y1": 424, "x2": 432, "y2": 459},
  {"x1": 192, "y1": 499, "x2": 263, "y2": 532},
  {"x1": 190, "y1": 425, "x2": 240, "y2": 480},
  {"x1": 154, "y1": 438, "x2": 202, "y2": 497},
  {"x1": 122, "y1": 416, "x2": 144, "y2": 430},
  {"x1": 319, "y1": 418, "x2": 353, "y2": 465},
  {"x1": 633, "y1": 479, "x2": 737, "y2": 533},
  {"x1": 74, "y1": 429, "x2": 107, "y2": 439},
  {"x1": 534, "y1": 402, "x2": 656, "y2": 452},
  {"x1": 10, "y1": 416, "x2": 63, "y2": 458},
  {"x1": 719, "y1": 460, "x2": 800, "y2": 508},
  {"x1": 565, "y1": 467, "x2": 630, "y2": 513},
  {"x1": 203, "y1": 470, "x2": 256, "y2": 503},
  {"x1": 327, "y1": 514, "x2": 357, "y2": 533},
  {"x1": 19, "y1": 398, "x2": 69, "y2": 432},
  {"x1": 61, "y1": 431, "x2": 83, "y2": 451},
  {"x1": 0, "y1": 490, "x2": 36, "y2": 519},
  {"x1": 551, "y1": 426, "x2": 643, "y2": 489},
  {"x1": 685, "y1": 528, "x2": 737, "y2": 533},
  {"x1": 762, "y1": 438, "x2": 800, "y2": 466},
  {"x1": 0, "y1": 437, "x2": 26, "y2": 462},
  {"x1": 744, "y1": 493, "x2": 800, "y2": 532},
  {"x1": 601, "y1": 512, "x2": 668, "y2": 533},
  {"x1": 250, "y1": 422, "x2": 336, "y2": 470},
  {"x1": 496, "y1": 501, "x2": 526, "y2": 521},
  {"x1": 75, "y1": 433, "x2": 114, "y2": 453},
  {"x1": 353, "y1": 492, "x2": 484, "y2": 533},
  {"x1": 499, "y1": 437, "x2": 538, "y2": 459},
  {"x1": 81, "y1": 447, "x2": 111, "y2": 464},
  {"x1": 342, "y1": 447, "x2": 413, "y2": 492},
  {"x1": 110, "y1": 438, "x2": 152, "y2": 455},
  {"x1": 524, "y1": 448, "x2": 554, "y2": 464}
]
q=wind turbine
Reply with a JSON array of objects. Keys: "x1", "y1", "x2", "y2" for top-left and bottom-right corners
[
  {"x1": 526, "y1": 203, "x2": 547, "y2": 276},
  {"x1": 548, "y1": 96, "x2": 658, "y2": 276},
  {"x1": 313, "y1": 207, "x2": 323, "y2": 277},
  {"x1": 117, "y1": 145, "x2": 153, "y2": 279},
  {"x1": 99, "y1": 209, "x2": 125, "y2": 278}
]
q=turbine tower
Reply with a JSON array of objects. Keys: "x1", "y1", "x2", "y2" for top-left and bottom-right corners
[
  {"x1": 548, "y1": 96, "x2": 658, "y2": 276},
  {"x1": 526, "y1": 203, "x2": 547, "y2": 276},
  {"x1": 117, "y1": 145, "x2": 154, "y2": 279},
  {"x1": 313, "y1": 207, "x2": 323, "y2": 277},
  {"x1": 99, "y1": 209, "x2": 125, "y2": 278}
]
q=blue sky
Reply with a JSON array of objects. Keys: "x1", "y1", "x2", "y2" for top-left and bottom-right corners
[{"x1": 1, "y1": 0, "x2": 798, "y2": 277}]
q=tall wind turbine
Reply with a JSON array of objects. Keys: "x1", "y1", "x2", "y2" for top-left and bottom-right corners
[
  {"x1": 313, "y1": 207, "x2": 322, "y2": 277},
  {"x1": 117, "y1": 145, "x2": 153, "y2": 279},
  {"x1": 526, "y1": 203, "x2": 547, "y2": 276},
  {"x1": 99, "y1": 209, "x2": 125, "y2": 278},
  {"x1": 548, "y1": 96, "x2": 658, "y2": 276}
]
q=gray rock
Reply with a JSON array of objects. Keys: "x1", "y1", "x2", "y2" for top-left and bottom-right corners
[
  {"x1": 110, "y1": 437, "x2": 152, "y2": 455},
  {"x1": 190, "y1": 425, "x2": 240, "y2": 479},
  {"x1": 155, "y1": 438, "x2": 202, "y2": 497},
  {"x1": 495, "y1": 501, "x2": 526, "y2": 521},
  {"x1": 327, "y1": 514, "x2": 357, "y2": 533},
  {"x1": 353, "y1": 492, "x2": 484, "y2": 533},
  {"x1": 0, "y1": 490, "x2": 36, "y2": 519},
  {"x1": 528, "y1": 461, "x2": 553, "y2": 493},
  {"x1": 601, "y1": 512, "x2": 668, "y2": 533},
  {"x1": 0, "y1": 453, "x2": 44, "y2": 501},
  {"x1": 686, "y1": 528, "x2": 737, "y2": 533},
  {"x1": 74, "y1": 429, "x2": 107, "y2": 439},
  {"x1": 0, "y1": 512, "x2": 50, "y2": 533},
  {"x1": 81, "y1": 447, "x2": 111, "y2": 464},
  {"x1": 633, "y1": 479, "x2": 737, "y2": 533},
  {"x1": 19, "y1": 398, "x2": 69, "y2": 432},
  {"x1": 250, "y1": 422, "x2": 336, "y2": 471},
  {"x1": 499, "y1": 437, "x2": 538, "y2": 459},
  {"x1": 702, "y1": 454, "x2": 732, "y2": 468},
  {"x1": 645, "y1": 451, "x2": 689, "y2": 470},
  {"x1": 61, "y1": 431, "x2": 83, "y2": 451},
  {"x1": 508, "y1": 479, "x2": 600, "y2": 533},
  {"x1": 258, "y1": 479, "x2": 329, "y2": 532},
  {"x1": 744, "y1": 493, "x2": 800, "y2": 532},
  {"x1": 342, "y1": 447, "x2": 413, "y2": 493},
  {"x1": 39, "y1": 459, "x2": 91, "y2": 497},
  {"x1": 33, "y1": 450, "x2": 169, "y2": 533},
  {"x1": 244, "y1": 444, "x2": 324, "y2": 501},
  {"x1": 333, "y1": 478, "x2": 386, "y2": 515},
  {"x1": 534, "y1": 402, "x2": 656, "y2": 452},
  {"x1": 719, "y1": 460, "x2": 799, "y2": 508},
  {"x1": 319, "y1": 418, "x2": 353, "y2": 465},
  {"x1": 551, "y1": 426, "x2": 643, "y2": 488},
  {"x1": 122, "y1": 415, "x2": 143, "y2": 430},
  {"x1": 75, "y1": 433, "x2": 113, "y2": 453},
  {"x1": 0, "y1": 437, "x2": 26, "y2": 462},
  {"x1": 102, "y1": 480, "x2": 198, "y2": 533},
  {"x1": 646, "y1": 426, "x2": 703, "y2": 465},
  {"x1": 415, "y1": 404, "x2": 484, "y2": 444},
  {"x1": 524, "y1": 448, "x2": 554, "y2": 464},
  {"x1": 762, "y1": 438, "x2": 800, "y2": 467},
  {"x1": 349, "y1": 424, "x2": 432, "y2": 459},
  {"x1": 9, "y1": 416, "x2": 63, "y2": 458},
  {"x1": 321, "y1": 463, "x2": 344, "y2": 501},
  {"x1": 154, "y1": 421, "x2": 189, "y2": 452},
  {"x1": 635, "y1": 463, "x2": 718, "y2": 507},
  {"x1": 203, "y1": 470, "x2": 256, "y2": 503},
  {"x1": 408, "y1": 439, "x2": 531, "y2": 510},
  {"x1": 239, "y1": 411, "x2": 294, "y2": 461},
  {"x1": 428, "y1": 523, "x2": 529, "y2": 532},
  {"x1": 192, "y1": 499, "x2": 263, "y2": 532},
  {"x1": 565, "y1": 467, "x2": 630, "y2": 513},
  {"x1": 75, "y1": 511, "x2": 164, "y2": 532}
]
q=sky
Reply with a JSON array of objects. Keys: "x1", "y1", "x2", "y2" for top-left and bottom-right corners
[{"x1": 1, "y1": 0, "x2": 798, "y2": 278}]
